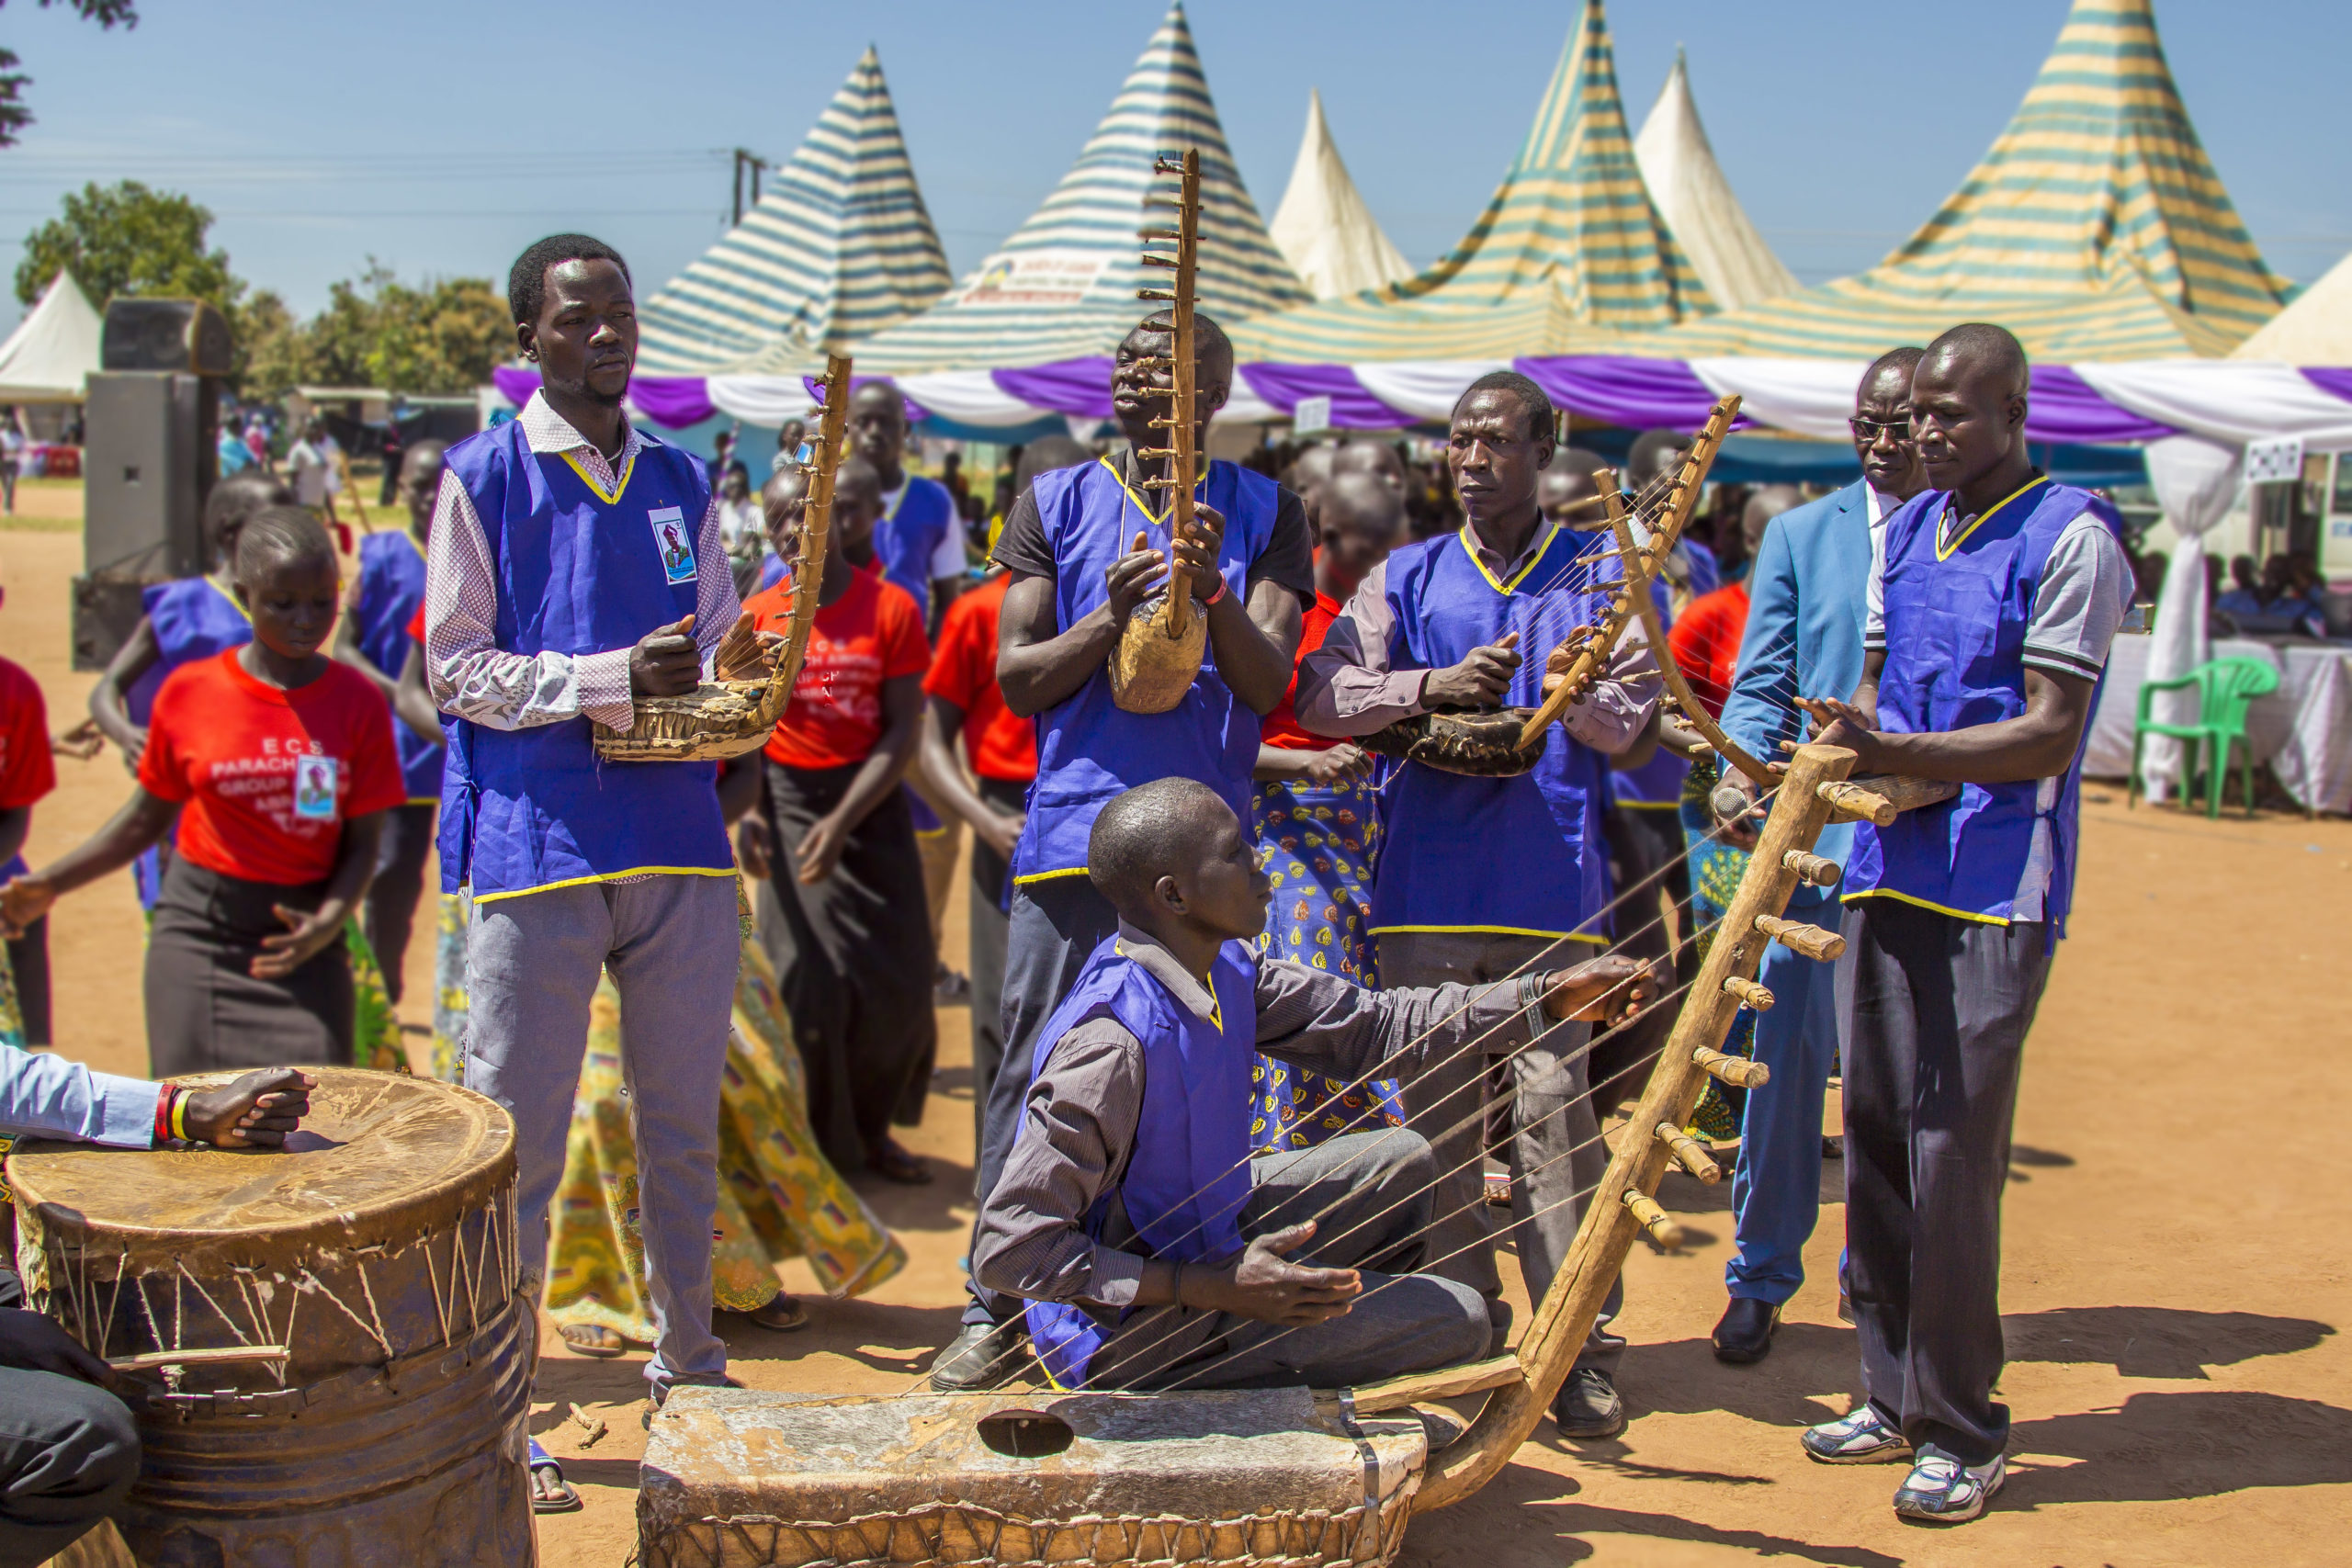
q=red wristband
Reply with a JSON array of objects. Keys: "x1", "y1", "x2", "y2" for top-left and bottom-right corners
[
  {"x1": 154, "y1": 1085, "x2": 177, "y2": 1148},
  {"x1": 1201, "y1": 575, "x2": 1228, "y2": 607}
]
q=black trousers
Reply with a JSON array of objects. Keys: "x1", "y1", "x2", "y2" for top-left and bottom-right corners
[
  {"x1": 0, "y1": 1271, "x2": 140, "y2": 1568},
  {"x1": 1838, "y1": 899, "x2": 2052, "y2": 1467},
  {"x1": 5, "y1": 918, "x2": 49, "y2": 1046},
  {"x1": 364, "y1": 802, "x2": 435, "y2": 1005},
  {"x1": 963, "y1": 871, "x2": 1121, "y2": 1327},
  {"x1": 966, "y1": 776, "x2": 1026, "y2": 1156},
  {"x1": 1593, "y1": 802, "x2": 1693, "y2": 1112}
]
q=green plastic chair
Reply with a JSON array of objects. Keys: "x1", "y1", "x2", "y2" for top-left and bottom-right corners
[{"x1": 2128, "y1": 656, "x2": 2280, "y2": 818}]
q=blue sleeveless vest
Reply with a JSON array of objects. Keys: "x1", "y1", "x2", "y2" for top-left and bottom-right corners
[
  {"x1": 1608, "y1": 575, "x2": 1686, "y2": 808},
  {"x1": 1021, "y1": 935, "x2": 1258, "y2": 1389},
  {"x1": 131, "y1": 576, "x2": 253, "y2": 909},
  {"x1": 1371, "y1": 525, "x2": 1617, "y2": 941},
  {"x1": 1843, "y1": 479, "x2": 2120, "y2": 938},
  {"x1": 1013, "y1": 457, "x2": 1283, "y2": 883},
  {"x1": 435, "y1": 420, "x2": 731, "y2": 901},
  {"x1": 875, "y1": 474, "x2": 956, "y2": 610},
  {"x1": 353, "y1": 530, "x2": 442, "y2": 803}
]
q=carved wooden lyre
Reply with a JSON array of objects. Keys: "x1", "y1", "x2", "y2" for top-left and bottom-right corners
[
  {"x1": 1360, "y1": 396, "x2": 1740, "y2": 777},
  {"x1": 591, "y1": 353, "x2": 850, "y2": 761},
  {"x1": 1107, "y1": 146, "x2": 1209, "y2": 716}
]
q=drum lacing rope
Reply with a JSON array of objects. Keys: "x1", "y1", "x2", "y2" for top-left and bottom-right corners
[
  {"x1": 423, "y1": 1235, "x2": 455, "y2": 1352},
  {"x1": 299, "y1": 1266, "x2": 395, "y2": 1365}
]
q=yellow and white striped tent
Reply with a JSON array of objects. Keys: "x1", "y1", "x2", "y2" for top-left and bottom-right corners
[
  {"x1": 636, "y1": 48, "x2": 950, "y2": 376},
  {"x1": 854, "y1": 2, "x2": 1307, "y2": 374},
  {"x1": 1649, "y1": 0, "x2": 2291, "y2": 361},
  {"x1": 1229, "y1": 0, "x2": 1712, "y2": 364}
]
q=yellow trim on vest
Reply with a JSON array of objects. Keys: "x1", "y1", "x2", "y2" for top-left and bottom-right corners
[
  {"x1": 470, "y1": 864, "x2": 735, "y2": 904},
  {"x1": 1457, "y1": 522, "x2": 1564, "y2": 595},
  {"x1": 556, "y1": 446, "x2": 639, "y2": 507},
  {"x1": 1839, "y1": 886, "x2": 2011, "y2": 926},
  {"x1": 1099, "y1": 454, "x2": 1206, "y2": 530},
  {"x1": 1114, "y1": 936, "x2": 1224, "y2": 1032},
  {"x1": 1613, "y1": 798, "x2": 1681, "y2": 811},
  {"x1": 1934, "y1": 474, "x2": 2048, "y2": 561},
  {"x1": 205, "y1": 574, "x2": 252, "y2": 623},
  {"x1": 403, "y1": 795, "x2": 441, "y2": 808},
  {"x1": 1369, "y1": 923, "x2": 1609, "y2": 943},
  {"x1": 1012, "y1": 865, "x2": 1094, "y2": 886}
]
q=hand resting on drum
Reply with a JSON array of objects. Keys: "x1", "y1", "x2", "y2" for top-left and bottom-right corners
[{"x1": 181, "y1": 1066, "x2": 317, "y2": 1148}]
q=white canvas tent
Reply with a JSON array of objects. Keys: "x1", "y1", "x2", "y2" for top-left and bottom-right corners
[
  {"x1": 1268, "y1": 89, "x2": 1413, "y2": 301},
  {"x1": 1632, "y1": 49, "x2": 1798, "y2": 310},
  {"x1": 0, "y1": 271, "x2": 102, "y2": 402},
  {"x1": 2232, "y1": 251, "x2": 2352, "y2": 363}
]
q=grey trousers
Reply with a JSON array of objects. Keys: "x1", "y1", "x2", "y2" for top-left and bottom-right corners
[
  {"x1": 967, "y1": 777, "x2": 1026, "y2": 1153},
  {"x1": 964, "y1": 874, "x2": 1123, "y2": 1327},
  {"x1": 1091, "y1": 1132, "x2": 1490, "y2": 1390},
  {"x1": 1377, "y1": 930, "x2": 1623, "y2": 1374},
  {"x1": 1838, "y1": 899, "x2": 2052, "y2": 1467},
  {"x1": 0, "y1": 1272, "x2": 137, "y2": 1568},
  {"x1": 464, "y1": 874, "x2": 740, "y2": 1392}
]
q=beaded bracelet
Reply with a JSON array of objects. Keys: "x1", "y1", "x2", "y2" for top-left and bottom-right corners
[
  {"x1": 153, "y1": 1086, "x2": 177, "y2": 1147},
  {"x1": 171, "y1": 1089, "x2": 192, "y2": 1144}
]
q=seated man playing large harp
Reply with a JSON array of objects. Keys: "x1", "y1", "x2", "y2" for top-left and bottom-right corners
[{"x1": 973, "y1": 778, "x2": 1649, "y2": 1392}]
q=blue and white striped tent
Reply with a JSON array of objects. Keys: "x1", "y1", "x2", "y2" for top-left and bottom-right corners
[
  {"x1": 635, "y1": 47, "x2": 951, "y2": 376},
  {"x1": 855, "y1": 1, "x2": 1309, "y2": 374}
]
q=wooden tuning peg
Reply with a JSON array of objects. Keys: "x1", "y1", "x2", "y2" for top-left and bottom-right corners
[
  {"x1": 1754, "y1": 913, "x2": 1845, "y2": 962},
  {"x1": 1136, "y1": 288, "x2": 1177, "y2": 302},
  {"x1": 1693, "y1": 1045, "x2": 1770, "y2": 1089},
  {"x1": 1140, "y1": 254, "x2": 1181, "y2": 269},
  {"x1": 1655, "y1": 1122, "x2": 1721, "y2": 1183},
  {"x1": 1723, "y1": 976, "x2": 1774, "y2": 1010},
  {"x1": 1816, "y1": 781, "x2": 1896, "y2": 827},
  {"x1": 1624, "y1": 1190, "x2": 1684, "y2": 1249},
  {"x1": 1781, "y1": 850, "x2": 1841, "y2": 887}
]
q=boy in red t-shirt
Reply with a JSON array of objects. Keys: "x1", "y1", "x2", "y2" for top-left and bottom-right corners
[
  {"x1": 739, "y1": 457, "x2": 937, "y2": 1184},
  {"x1": 2, "y1": 509, "x2": 403, "y2": 1074},
  {"x1": 0, "y1": 654, "x2": 59, "y2": 1045}
]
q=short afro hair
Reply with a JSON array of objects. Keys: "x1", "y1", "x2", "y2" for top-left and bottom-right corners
[
  {"x1": 508, "y1": 233, "x2": 631, "y2": 326},
  {"x1": 203, "y1": 470, "x2": 295, "y2": 557},
  {"x1": 1087, "y1": 777, "x2": 1230, "y2": 912},
  {"x1": 1133, "y1": 310, "x2": 1235, "y2": 372},
  {"x1": 1454, "y1": 370, "x2": 1556, "y2": 442},
  {"x1": 232, "y1": 504, "x2": 337, "y2": 583}
]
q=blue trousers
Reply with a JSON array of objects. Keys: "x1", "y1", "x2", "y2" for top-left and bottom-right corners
[{"x1": 1724, "y1": 893, "x2": 1844, "y2": 1303}]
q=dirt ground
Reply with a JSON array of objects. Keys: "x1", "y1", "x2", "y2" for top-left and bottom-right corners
[{"x1": 5, "y1": 495, "x2": 2347, "y2": 1566}]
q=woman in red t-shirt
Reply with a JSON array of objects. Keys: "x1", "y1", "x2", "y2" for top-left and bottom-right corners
[
  {"x1": 0, "y1": 653, "x2": 58, "y2": 1046},
  {"x1": 1, "y1": 508, "x2": 403, "y2": 1074},
  {"x1": 740, "y1": 458, "x2": 936, "y2": 1184}
]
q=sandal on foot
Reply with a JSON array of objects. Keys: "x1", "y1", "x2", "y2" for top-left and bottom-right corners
[
  {"x1": 558, "y1": 1323, "x2": 629, "y2": 1359},
  {"x1": 528, "y1": 1439, "x2": 582, "y2": 1513},
  {"x1": 748, "y1": 1293, "x2": 808, "y2": 1333},
  {"x1": 869, "y1": 1139, "x2": 933, "y2": 1185}
]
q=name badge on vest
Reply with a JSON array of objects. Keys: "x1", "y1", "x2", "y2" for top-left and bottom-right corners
[
  {"x1": 293, "y1": 755, "x2": 339, "y2": 821},
  {"x1": 648, "y1": 505, "x2": 696, "y2": 585}
]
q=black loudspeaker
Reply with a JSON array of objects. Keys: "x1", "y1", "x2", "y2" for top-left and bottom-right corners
[{"x1": 101, "y1": 298, "x2": 234, "y2": 377}]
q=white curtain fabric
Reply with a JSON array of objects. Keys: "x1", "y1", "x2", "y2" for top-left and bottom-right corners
[
  {"x1": 896, "y1": 371, "x2": 1051, "y2": 427},
  {"x1": 705, "y1": 374, "x2": 819, "y2": 426},
  {"x1": 2137, "y1": 434, "x2": 2244, "y2": 799},
  {"x1": 1689, "y1": 356, "x2": 1865, "y2": 440},
  {"x1": 1351, "y1": 361, "x2": 1503, "y2": 423},
  {"x1": 1216, "y1": 378, "x2": 1281, "y2": 425},
  {"x1": 2074, "y1": 361, "x2": 2352, "y2": 452}
]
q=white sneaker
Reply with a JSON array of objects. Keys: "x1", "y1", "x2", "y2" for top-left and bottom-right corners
[
  {"x1": 1801, "y1": 1405, "x2": 1912, "y2": 1464},
  {"x1": 1893, "y1": 1448, "x2": 2006, "y2": 1524}
]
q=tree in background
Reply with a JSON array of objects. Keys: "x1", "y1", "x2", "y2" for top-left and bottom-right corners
[
  {"x1": 0, "y1": 0, "x2": 139, "y2": 148},
  {"x1": 298, "y1": 264, "x2": 510, "y2": 398},
  {"x1": 16, "y1": 179, "x2": 236, "y2": 309}
]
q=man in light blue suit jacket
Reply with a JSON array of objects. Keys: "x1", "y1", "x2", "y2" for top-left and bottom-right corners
[{"x1": 1706, "y1": 347, "x2": 1928, "y2": 1363}]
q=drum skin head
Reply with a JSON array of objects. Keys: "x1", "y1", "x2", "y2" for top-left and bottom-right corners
[{"x1": 6, "y1": 1068, "x2": 515, "y2": 1277}]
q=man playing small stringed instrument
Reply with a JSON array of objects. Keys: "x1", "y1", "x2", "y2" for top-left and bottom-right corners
[
  {"x1": 933, "y1": 310, "x2": 1316, "y2": 1391},
  {"x1": 974, "y1": 777, "x2": 1652, "y2": 1392},
  {"x1": 1295, "y1": 371, "x2": 1661, "y2": 1439}
]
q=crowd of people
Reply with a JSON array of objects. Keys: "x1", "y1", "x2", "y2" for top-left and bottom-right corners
[{"x1": 0, "y1": 230, "x2": 2137, "y2": 1555}]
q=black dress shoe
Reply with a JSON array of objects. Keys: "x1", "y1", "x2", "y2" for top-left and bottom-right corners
[
  {"x1": 1712, "y1": 1296, "x2": 1781, "y2": 1363},
  {"x1": 928, "y1": 1320, "x2": 1028, "y2": 1391}
]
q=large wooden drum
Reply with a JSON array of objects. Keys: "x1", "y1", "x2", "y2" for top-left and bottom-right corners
[{"x1": 6, "y1": 1069, "x2": 535, "y2": 1566}]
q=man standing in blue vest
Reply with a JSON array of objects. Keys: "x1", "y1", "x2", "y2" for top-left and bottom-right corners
[
  {"x1": 424, "y1": 235, "x2": 780, "y2": 1430},
  {"x1": 1296, "y1": 371, "x2": 1661, "y2": 1440},
  {"x1": 1794, "y1": 323, "x2": 2132, "y2": 1524},
  {"x1": 1705, "y1": 346, "x2": 1926, "y2": 1365},
  {"x1": 926, "y1": 309, "x2": 1314, "y2": 1389}
]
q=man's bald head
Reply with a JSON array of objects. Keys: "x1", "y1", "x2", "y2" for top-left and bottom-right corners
[
  {"x1": 1741, "y1": 485, "x2": 1804, "y2": 555},
  {"x1": 1334, "y1": 439, "x2": 1407, "y2": 494},
  {"x1": 1912, "y1": 322, "x2": 2031, "y2": 498},
  {"x1": 1860, "y1": 345, "x2": 1925, "y2": 405},
  {"x1": 1626, "y1": 429, "x2": 1690, "y2": 492},
  {"x1": 1089, "y1": 777, "x2": 1233, "y2": 912},
  {"x1": 1541, "y1": 448, "x2": 1611, "y2": 528}
]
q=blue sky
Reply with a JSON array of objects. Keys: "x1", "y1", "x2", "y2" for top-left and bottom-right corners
[{"x1": 0, "y1": 0, "x2": 2343, "y2": 337}]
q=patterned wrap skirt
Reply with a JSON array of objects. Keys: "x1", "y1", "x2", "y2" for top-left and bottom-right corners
[
  {"x1": 1249, "y1": 774, "x2": 1405, "y2": 1152},
  {"x1": 543, "y1": 931, "x2": 907, "y2": 1340},
  {"x1": 1680, "y1": 755, "x2": 1758, "y2": 1141}
]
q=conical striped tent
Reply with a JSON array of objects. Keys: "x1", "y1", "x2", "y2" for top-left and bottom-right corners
[
  {"x1": 1633, "y1": 49, "x2": 1798, "y2": 311},
  {"x1": 1650, "y1": 0, "x2": 2290, "y2": 360},
  {"x1": 635, "y1": 47, "x2": 951, "y2": 376},
  {"x1": 1229, "y1": 0, "x2": 1712, "y2": 363},
  {"x1": 855, "y1": 2, "x2": 1307, "y2": 374}
]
